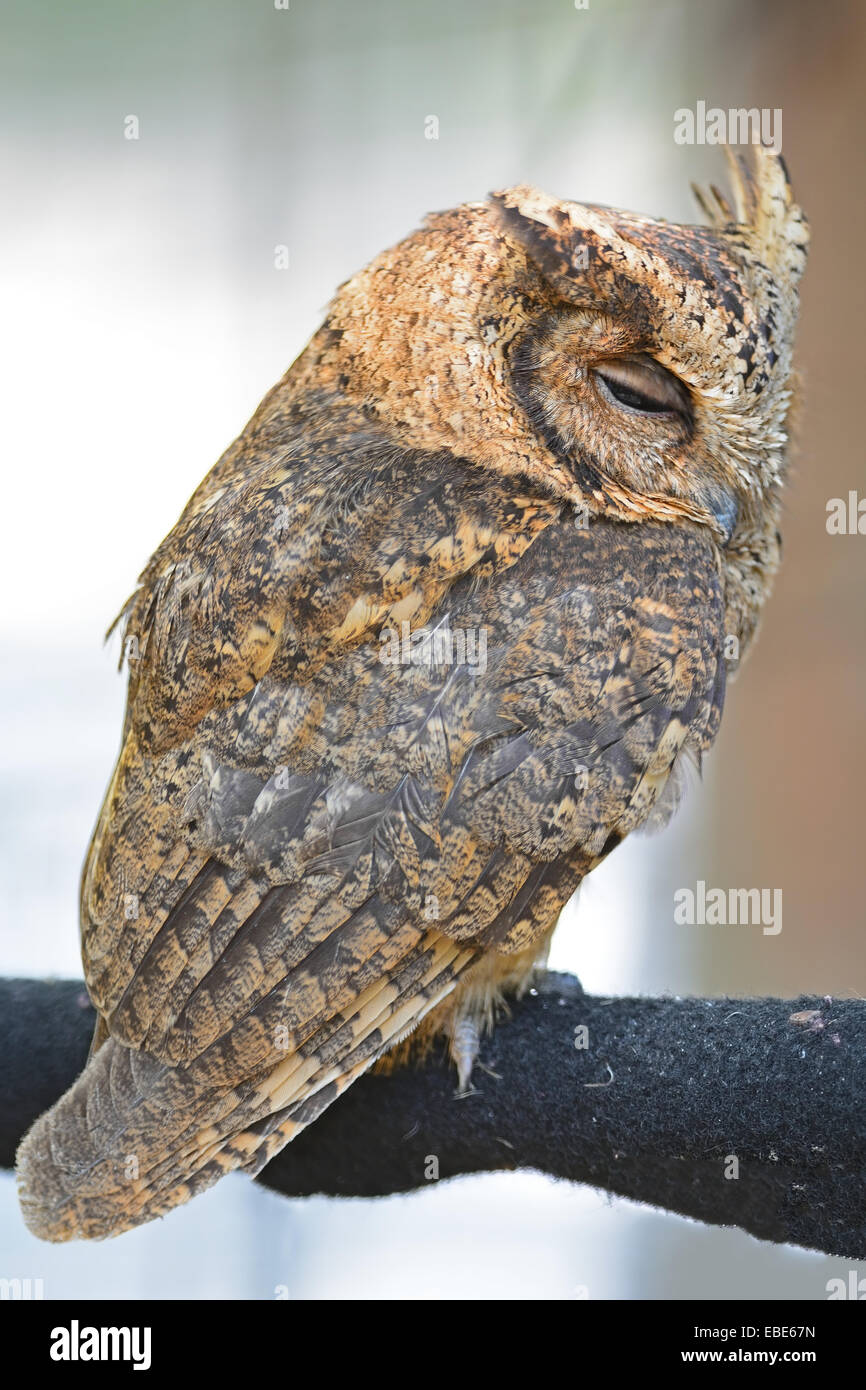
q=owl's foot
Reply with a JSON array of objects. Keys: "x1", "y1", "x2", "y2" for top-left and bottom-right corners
[
  {"x1": 449, "y1": 1015, "x2": 482, "y2": 1096},
  {"x1": 375, "y1": 939, "x2": 549, "y2": 1092}
]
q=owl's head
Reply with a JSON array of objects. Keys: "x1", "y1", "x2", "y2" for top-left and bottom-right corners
[
  {"x1": 492, "y1": 146, "x2": 808, "y2": 534},
  {"x1": 288, "y1": 144, "x2": 808, "y2": 647}
]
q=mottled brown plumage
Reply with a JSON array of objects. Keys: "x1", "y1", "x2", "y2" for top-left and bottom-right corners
[{"x1": 17, "y1": 145, "x2": 807, "y2": 1240}]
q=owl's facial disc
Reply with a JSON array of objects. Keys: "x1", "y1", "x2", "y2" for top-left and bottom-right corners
[
  {"x1": 593, "y1": 355, "x2": 691, "y2": 421},
  {"x1": 508, "y1": 313, "x2": 744, "y2": 544}
]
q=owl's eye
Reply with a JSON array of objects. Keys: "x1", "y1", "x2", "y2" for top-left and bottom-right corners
[{"x1": 594, "y1": 356, "x2": 690, "y2": 419}]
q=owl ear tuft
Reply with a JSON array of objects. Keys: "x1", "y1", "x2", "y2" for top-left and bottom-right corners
[
  {"x1": 489, "y1": 185, "x2": 633, "y2": 308},
  {"x1": 729, "y1": 144, "x2": 809, "y2": 287},
  {"x1": 489, "y1": 186, "x2": 585, "y2": 283},
  {"x1": 696, "y1": 146, "x2": 809, "y2": 288}
]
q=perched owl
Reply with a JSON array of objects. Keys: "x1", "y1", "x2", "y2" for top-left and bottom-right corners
[{"x1": 17, "y1": 145, "x2": 808, "y2": 1240}]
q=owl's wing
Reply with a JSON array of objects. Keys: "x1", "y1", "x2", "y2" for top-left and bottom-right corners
[
  {"x1": 81, "y1": 423, "x2": 561, "y2": 1044},
  {"x1": 25, "y1": 423, "x2": 725, "y2": 1238}
]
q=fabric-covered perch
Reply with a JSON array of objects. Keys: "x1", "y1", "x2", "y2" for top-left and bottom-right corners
[{"x1": 1, "y1": 974, "x2": 862, "y2": 1257}]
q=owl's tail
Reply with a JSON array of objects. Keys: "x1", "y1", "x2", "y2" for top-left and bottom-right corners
[
  {"x1": 15, "y1": 1031, "x2": 370, "y2": 1242},
  {"x1": 17, "y1": 926, "x2": 474, "y2": 1240}
]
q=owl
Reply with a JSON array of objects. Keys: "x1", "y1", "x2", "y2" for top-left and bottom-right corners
[{"x1": 17, "y1": 145, "x2": 808, "y2": 1240}]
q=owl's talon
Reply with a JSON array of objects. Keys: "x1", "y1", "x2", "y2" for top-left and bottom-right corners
[
  {"x1": 454, "y1": 1080, "x2": 479, "y2": 1099},
  {"x1": 476, "y1": 1061, "x2": 503, "y2": 1081}
]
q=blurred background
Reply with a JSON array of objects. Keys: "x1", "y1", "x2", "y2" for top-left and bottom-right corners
[{"x1": 1, "y1": 0, "x2": 863, "y2": 1298}]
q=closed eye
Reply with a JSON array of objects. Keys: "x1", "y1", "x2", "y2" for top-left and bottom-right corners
[{"x1": 593, "y1": 355, "x2": 691, "y2": 420}]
